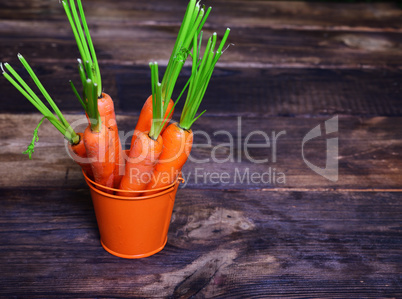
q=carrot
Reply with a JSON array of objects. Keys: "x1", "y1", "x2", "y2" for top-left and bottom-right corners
[
  {"x1": 118, "y1": 132, "x2": 163, "y2": 196},
  {"x1": 119, "y1": 62, "x2": 165, "y2": 195},
  {"x1": 146, "y1": 122, "x2": 193, "y2": 191},
  {"x1": 97, "y1": 92, "x2": 124, "y2": 187},
  {"x1": 84, "y1": 123, "x2": 115, "y2": 188},
  {"x1": 146, "y1": 29, "x2": 231, "y2": 190},
  {"x1": 73, "y1": 69, "x2": 123, "y2": 187},
  {"x1": 68, "y1": 132, "x2": 94, "y2": 178},
  {"x1": 1, "y1": 54, "x2": 92, "y2": 176},
  {"x1": 73, "y1": 58, "x2": 118, "y2": 188},
  {"x1": 76, "y1": 78, "x2": 118, "y2": 189},
  {"x1": 63, "y1": 0, "x2": 124, "y2": 188},
  {"x1": 134, "y1": 95, "x2": 174, "y2": 134},
  {"x1": 130, "y1": 0, "x2": 211, "y2": 151},
  {"x1": 130, "y1": 95, "x2": 174, "y2": 148}
]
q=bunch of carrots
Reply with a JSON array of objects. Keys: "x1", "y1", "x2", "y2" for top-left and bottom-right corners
[{"x1": 1, "y1": 0, "x2": 230, "y2": 195}]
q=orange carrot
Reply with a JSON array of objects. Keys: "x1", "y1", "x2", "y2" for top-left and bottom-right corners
[
  {"x1": 146, "y1": 123, "x2": 193, "y2": 191},
  {"x1": 78, "y1": 78, "x2": 120, "y2": 190},
  {"x1": 98, "y1": 93, "x2": 117, "y2": 129},
  {"x1": 98, "y1": 92, "x2": 124, "y2": 188},
  {"x1": 68, "y1": 132, "x2": 93, "y2": 178},
  {"x1": 134, "y1": 95, "x2": 174, "y2": 134},
  {"x1": 118, "y1": 131, "x2": 163, "y2": 196},
  {"x1": 73, "y1": 74, "x2": 123, "y2": 188},
  {"x1": 84, "y1": 124, "x2": 116, "y2": 188},
  {"x1": 130, "y1": 95, "x2": 174, "y2": 149}
]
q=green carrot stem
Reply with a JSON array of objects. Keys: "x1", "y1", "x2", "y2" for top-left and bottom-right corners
[
  {"x1": 84, "y1": 60, "x2": 94, "y2": 82},
  {"x1": 70, "y1": 80, "x2": 86, "y2": 110},
  {"x1": 159, "y1": 44, "x2": 204, "y2": 131},
  {"x1": 3, "y1": 71, "x2": 65, "y2": 135},
  {"x1": 23, "y1": 117, "x2": 46, "y2": 159},
  {"x1": 216, "y1": 28, "x2": 231, "y2": 54},
  {"x1": 149, "y1": 62, "x2": 164, "y2": 140},
  {"x1": 2, "y1": 64, "x2": 76, "y2": 143},
  {"x1": 69, "y1": 0, "x2": 92, "y2": 65},
  {"x1": 92, "y1": 82, "x2": 100, "y2": 127},
  {"x1": 162, "y1": 55, "x2": 185, "y2": 111},
  {"x1": 160, "y1": 0, "x2": 210, "y2": 109},
  {"x1": 197, "y1": 6, "x2": 211, "y2": 36},
  {"x1": 1, "y1": 57, "x2": 80, "y2": 147},
  {"x1": 62, "y1": 0, "x2": 102, "y2": 103},
  {"x1": 3, "y1": 64, "x2": 53, "y2": 117},
  {"x1": 180, "y1": 28, "x2": 231, "y2": 130},
  {"x1": 159, "y1": 69, "x2": 193, "y2": 131},
  {"x1": 17, "y1": 54, "x2": 71, "y2": 129},
  {"x1": 77, "y1": 59, "x2": 87, "y2": 90},
  {"x1": 62, "y1": 1, "x2": 88, "y2": 67},
  {"x1": 77, "y1": 0, "x2": 101, "y2": 95},
  {"x1": 169, "y1": 0, "x2": 196, "y2": 66},
  {"x1": 85, "y1": 79, "x2": 101, "y2": 131},
  {"x1": 86, "y1": 80, "x2": 95, "y2": 128}
]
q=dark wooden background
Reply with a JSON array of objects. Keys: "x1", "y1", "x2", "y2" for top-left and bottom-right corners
[{"x1": 0, "y1": 0, "x2": 401, "y2": 297}]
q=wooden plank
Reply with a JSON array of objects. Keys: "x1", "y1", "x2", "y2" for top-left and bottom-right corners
[
  {"x1": 204, "y1": 0, "x2": 402, "y2": 32},
  {"x1": 2, "y1": 20, "x2": 402, "y2": 69},
  {"x1": 0, "y1": 114, "x2": 401, "y2": 190},
  {"x1": 115, "y1": 67, "x2": 402, "y2": 117},
  {"x1": 1, "y1": 65, "x2": 402, "y2": 116},
  {"x1": 0, "y1": 0, "x2": 401, "y2": 31},
  {"x1": 0, "y1": 188, "x2": 400, "y2": 297},
  {"x1": 1, "y1": 0, "x2": 401, "y2": 69}
]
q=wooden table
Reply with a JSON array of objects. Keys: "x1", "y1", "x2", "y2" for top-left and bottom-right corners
[{"x1": 1, "y1": 1, "x2": 401, "y2": 297}]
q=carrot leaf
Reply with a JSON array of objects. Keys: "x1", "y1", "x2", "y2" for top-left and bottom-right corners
[
  {"x1": 17, "y1": 54, "x2": 71, "y2": 129},
  {"x1": 160, "y1": 0, "x2": 211, "y2": 114},
  {"x1": 85, "y1": 78, "x2": 101, "y2": 131},
  {"x1": 69, "y1": 80, "x2": 86, "y2": 111},
  {"x1": 149, "y1": 62, "x2": 164, "y2": 140},
  {"x1": 180, "y1": 28, "x2": 231, "y2": 130},
  {"x1": 62, "y1": 0, "x2": 102, "y2": 127},
  {"x1": 77, "y1": 0, "x2": 101, "y2": 93},
  {"x1": 1, "y1": 55, "x2": 80, "y2": 147},
  {"x1": 23, "y1": 117, "x2": 46, "y2": 159}
]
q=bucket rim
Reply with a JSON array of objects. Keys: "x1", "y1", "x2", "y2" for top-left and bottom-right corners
[
  {"x1": 82, "y1": 170, "x2": 183, "y2": 194},
  {"x1": 83, "y1": 171, "x2": 184, "y2": 201}
]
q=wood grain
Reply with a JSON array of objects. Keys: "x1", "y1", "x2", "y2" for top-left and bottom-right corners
[
  {"x1": 0, "y1": 114, "x2": 401, "y2": 190},
  {"x1": 0, "y1": 188, "x2": 400, "y2": 297},
  {"x1": 1, "y1": 65, "x2": 402, "y2": 116},
  {"x1": 1, "y1": 20, "x2": 402, "y2": 69},
  {"x1": 1, "y1": 1, "x2": 402, "y2": 70},
  {"x1": 1, "y1": 0, "x2": 401, "y2": 31}
]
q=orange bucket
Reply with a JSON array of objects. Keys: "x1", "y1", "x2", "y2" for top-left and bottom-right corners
[{"x1": 83, "y1": 171, "x2": 183, "y2": 259}]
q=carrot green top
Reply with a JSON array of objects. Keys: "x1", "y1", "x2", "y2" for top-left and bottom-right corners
[
  {"x1": 179, "y1": 28, "x2": 231, "y2": 130},
  {"x1": 62, "y1": 0, "x2": 101, "y2": 132},
  {"x1": 148, "y1": 62, "x2": 163, "y2": 140},
  {"x1": 1, "y1": 54, "x2": 79, "y2": 158},
  {"x1": 158, "y1": 0, "x2": 211, "y2": 127}
]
